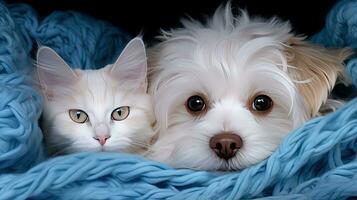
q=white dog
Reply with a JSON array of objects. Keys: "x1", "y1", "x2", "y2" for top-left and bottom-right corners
[{"x1": 147, "y1": 4, "x2": 351, "y2": 171}]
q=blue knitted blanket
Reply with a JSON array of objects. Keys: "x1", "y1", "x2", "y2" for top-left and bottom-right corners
[{"x1": 0, "y1": 1, "x2": 356, "y2": 199}]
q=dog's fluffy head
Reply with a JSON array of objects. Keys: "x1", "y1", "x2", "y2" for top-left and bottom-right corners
[{"x1": 147, "y1": 5, "x2": 351, "y2": 170}]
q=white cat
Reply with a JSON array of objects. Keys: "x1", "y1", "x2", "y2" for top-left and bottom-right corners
[{"x1": 37, "y1": 38, "x2": 155, "y2": 156}]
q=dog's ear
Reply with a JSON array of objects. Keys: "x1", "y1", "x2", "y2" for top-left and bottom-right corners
[{"x1": 284, "y1": 37, "x2": 352, "y2": 117}]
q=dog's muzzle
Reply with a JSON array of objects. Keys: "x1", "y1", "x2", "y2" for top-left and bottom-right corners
[{"x1": 209, "y1": 133, "x2": 243, "y2": 160}]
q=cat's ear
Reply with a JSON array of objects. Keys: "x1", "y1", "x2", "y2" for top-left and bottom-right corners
[
  {"x1": 36, "y1": 46, "x2": 78, "y2": 99},
  {"x1": 109, "y1": 37, "x2": 148, "y2": 92}
]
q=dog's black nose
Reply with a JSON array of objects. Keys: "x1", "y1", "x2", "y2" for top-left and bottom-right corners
[{"x1": 209, "y1": 133, "x2": 243, "y2": 160}]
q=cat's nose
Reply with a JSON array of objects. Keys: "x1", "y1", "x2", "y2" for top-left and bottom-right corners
[
  {"x1": 209, "y1": 133, "x2": 243, "y2": 160},
  {"x1": 93, "y1": 135, "x2": 111, "y2": 145}
]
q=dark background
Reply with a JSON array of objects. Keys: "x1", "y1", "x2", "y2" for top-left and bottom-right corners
[{"x1": 8, "y1": 0, "x2": 338, "y2": 41}]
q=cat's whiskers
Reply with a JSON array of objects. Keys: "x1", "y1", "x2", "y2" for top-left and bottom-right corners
[
  {"x1": 51, "y1": 140, "x2": 98, "y2": 155},
  {"x1": 111, "y1": 136, "x2": 151, "y2": 148},
  {"x1": 106, "y1": 137, "x2": 151, "y2": 152}
]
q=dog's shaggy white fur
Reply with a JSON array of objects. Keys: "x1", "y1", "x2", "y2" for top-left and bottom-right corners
[{"x1": 147, "y1": 4, "x2": 351, "y2": 171}]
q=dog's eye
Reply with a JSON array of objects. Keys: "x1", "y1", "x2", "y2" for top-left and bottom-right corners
[
  {"x1": 69, "y1": 109, "x2": 88, "y2": 123},
  {"x1": 111, "y1": 106, "x2": 130, "y2": 121},
  {"x1": 252, "y1": 95, "x2": 273, "y2": 112},
  {"x1": 186, "y1": 95, "x2": 206, "y2": 113}
]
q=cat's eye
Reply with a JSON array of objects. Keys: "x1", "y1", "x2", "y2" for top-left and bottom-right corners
[
  {"x1": 186, "y1": 95, "x2": 206, "y2": 114},
  {"x1": 111, "y1": 106, "x2": 130, "y2": 121},
  {"x1": 252, "y1": 95, "x2": 273, "y2": 112},
  {"x1": 69, "y1": 109, "x2": 88, "y2": 123}
]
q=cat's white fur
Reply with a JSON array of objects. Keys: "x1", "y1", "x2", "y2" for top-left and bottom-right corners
[
  {"x1": 37, "y1": 38, "x2": 155, "y2": 155},
  {"x1": 147, "y1": 5, "x2": 350, "y2": 170}
]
